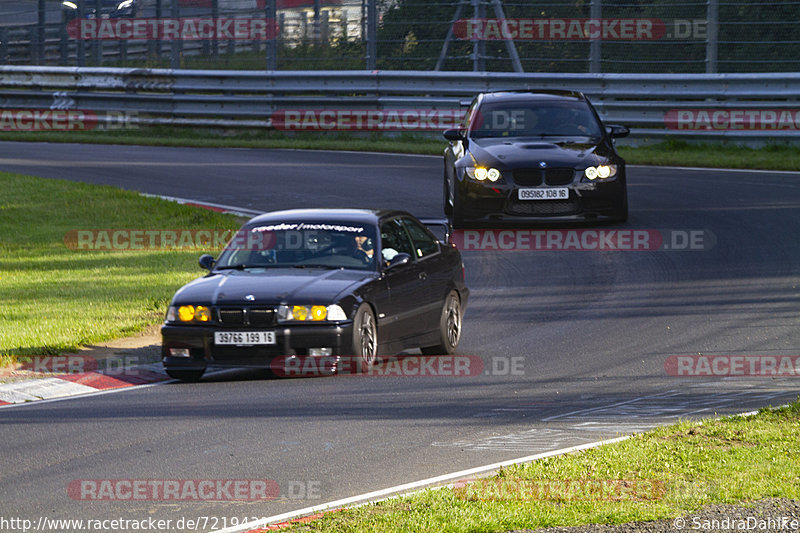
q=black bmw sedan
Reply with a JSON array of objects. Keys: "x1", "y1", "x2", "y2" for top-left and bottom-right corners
[
  {"x1": 443, "y1": 90, "x2": 630, "y2": 226},
  {"x1": 161, "y1": 209, "x2": 469, "y2": 381}
]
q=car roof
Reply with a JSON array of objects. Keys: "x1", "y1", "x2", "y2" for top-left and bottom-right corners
[
  {"x1": 244, "y1": 208, "x2": 410, "y2": 227},
  {"x1": 478, "y1": 90, "x2": 587, "y2": 103}
]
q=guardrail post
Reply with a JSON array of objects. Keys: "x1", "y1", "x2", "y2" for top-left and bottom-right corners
[
  {"x1": 266, "y1": 0, "x2": 277, "y2": 70},
  {"x1": 365, "y1": 0, "x2": 376, "y2": 69},
  {"x1": 313, "y1": 0, "x2": 321, "y2": 44},
  {"x1": 706, "y1": 0, "x2": 719, "y2": 73},
  {"x1": 59, "y1": 21, "x2": 69, "y2": 65},
  {"x1": 92, "y1": 0, "x2": 102, "y2": 64},
  {"x1": 29, "y1": 26, "x2": 38, "y2": 64},
  {"x1": 154, "y1": 0, "x2": 163, "y2": 62},
  {"x1": 211, "y1": 0, "x2": 219, "y2": 59},
  {"x1": 170, "y1": 0, "x2": 181, "y2": 69},
  {"x1": 0, "y1": 28, "x2": 8, "y2": 65},
  {"x1": 589, "y1": 0, "x2": 602, "y2": 73},
  {"x1": 77, "y1": 0, "x2": 86, "y2": 66},
  {"x1": 37, "y1": 0, "x2": 46, "y2": 63}
]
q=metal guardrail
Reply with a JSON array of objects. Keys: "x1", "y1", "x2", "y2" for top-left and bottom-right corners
[{"x1": 1, "y1": 66, "x2": 799, "y2": 140}]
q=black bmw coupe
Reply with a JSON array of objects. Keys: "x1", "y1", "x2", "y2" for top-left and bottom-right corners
[
  {"x1": 161, "y1": 209, "x2": 469, "y2": 381},
  {"x1": 443, "y1": 90, "x2": 630, "y2": 226}
]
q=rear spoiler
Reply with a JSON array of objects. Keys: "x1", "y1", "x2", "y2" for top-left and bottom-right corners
[{"x1": 419, "y1": 217, "x2": 453, "y2": 244}]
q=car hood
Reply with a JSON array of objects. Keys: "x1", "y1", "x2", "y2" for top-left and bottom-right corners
[
  {"x1": 171, "y1": 268, "x2": 376, "y2": 306},
  {"x1": 469, "y1": 137, "x2": 613, "y2": 168}
]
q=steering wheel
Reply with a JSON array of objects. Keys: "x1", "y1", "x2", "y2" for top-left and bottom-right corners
[{"x1": 352, "y1": 249, "x2": 372, "y2": 265}]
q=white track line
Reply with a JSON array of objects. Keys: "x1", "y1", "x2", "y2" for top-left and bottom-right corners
[{"x1": 211, "y1": 436, "x2": 630, "y2": 533}]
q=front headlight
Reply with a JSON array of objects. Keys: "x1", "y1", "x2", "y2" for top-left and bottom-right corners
[
  {"x1": 584, "y1": 164, "x2": 618, "y2": 180},
  {"x1": 278, "y1": 304, "x2": 347, "y2": 322},
  {"x1": 62, "y1": 1, "x2": 78, "y2": 9},
  {"x1": 465, "y1": 166, "x2": 501, "y2": 182},
  {"x1": 167, "y1": 305, "x2": 211, "y2": 323},
  {"x1": 117, "y1": 0, "x2": 134, "y2": 9}
]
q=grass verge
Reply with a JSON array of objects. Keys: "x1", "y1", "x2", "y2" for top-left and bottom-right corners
[
  {"x1": 0, "y1": 171, "x2": 241, "y2": 363},
  {"x1": 1, "y1": 129, "x2": 799, "y2": 170},
  {"x1": 273, "y1": 401, "x2": 800, "y2": 532}
]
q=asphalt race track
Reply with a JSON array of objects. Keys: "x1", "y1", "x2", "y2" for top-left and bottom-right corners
[{"x1": 1, "y1": 141, "x2": 799, "y2": 530}]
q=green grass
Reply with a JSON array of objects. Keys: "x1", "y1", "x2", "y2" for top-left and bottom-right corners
[
  {"x1": 1, "y1": 128, "x2": 799, "y2": 170},
  {"x1": 274, "y1": 402, "x2": 800, "y2": 532},
  {"x1": 0, "y1": 171, "x2": 241, "y2": 361},
  {"x1": 617, "y1": 139, "x2": 800, "y2": 171}
]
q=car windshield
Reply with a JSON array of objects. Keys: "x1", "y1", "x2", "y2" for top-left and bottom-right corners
[
  {"x1": 470, "y1": 101, "x2": 604, "y2": 139},
  {"x1": 215, "y1": 221, "x2": 378, "y2": 271}
]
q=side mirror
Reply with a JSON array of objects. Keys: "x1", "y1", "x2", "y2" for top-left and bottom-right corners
[
  {"x1": 386, "y1": 252, "x2": 412, "y2": 270},
  {"x1": 198, "y1": 254, "x2": 216, "y2": 271},
  {"x1": 606, "y1": 124, "x2": 630, "y2": 138},
  {"x1": 443, "y1": 129, "x2": 465, "y2": 142}
]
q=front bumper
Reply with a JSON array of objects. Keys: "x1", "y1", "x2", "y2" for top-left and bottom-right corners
[
  {"x1": 161, "y1": 322, "x2": 353, "y2": 371},
  {"x1": 456, "y1": 174, "x2": 626, "y2": 223}
]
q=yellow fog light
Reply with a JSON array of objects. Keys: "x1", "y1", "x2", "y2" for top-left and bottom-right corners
[
  {"x1": 292, "y1": 305, "x2": 309, "y2": 321},
  {"x1": 178, "y1": 305, "x2": 195, "y2": 322},
  {"x1": 195, "y1": 306, "x2": 211, "y2": 322},
  {"x1": 311, "y1": 305, "x2": 327, "y2": 321}
]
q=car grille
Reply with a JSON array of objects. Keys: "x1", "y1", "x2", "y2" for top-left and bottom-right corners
[
  {"x1": 544, "y1": 168, "x2": 575, "y2": 186},
  {"x1": 512, "y1": 169, "x2": 543, "y2": 186},
  {"x1": 217, "y1": 307, "x2": 276, "y2": 326},
  {"x1": 512, "y1": 168, "x2": 575, "y2": 186},
  {"x1": 506, "y1": 198, "x2": 582, "y2": 216}
]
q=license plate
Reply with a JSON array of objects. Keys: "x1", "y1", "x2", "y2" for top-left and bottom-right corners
[
  {"x1": 214, "y1": 331, "x2": 276, "y2": 345},
  {"x1": 518, "y1": 188, "x2": 569, "y2": 200}
]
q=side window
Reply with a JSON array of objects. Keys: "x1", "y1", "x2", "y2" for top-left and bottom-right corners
[
  {"x1": 380, "y1": 219, "x2": 415, "y2": 263},
  {"x1": 401, "y1": 218, "x2": 440, "y2": 259}
]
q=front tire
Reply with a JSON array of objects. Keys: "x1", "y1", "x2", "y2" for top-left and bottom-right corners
[
  {"x1": 165, "y1": 368, "x2": 205, "y2": 382},
  {"x1": 421, "y1": 290, "x2": 462, "y2": 355},
  {"x1": 351, "y1": 304, "x2": 378, "y2": 371}
]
